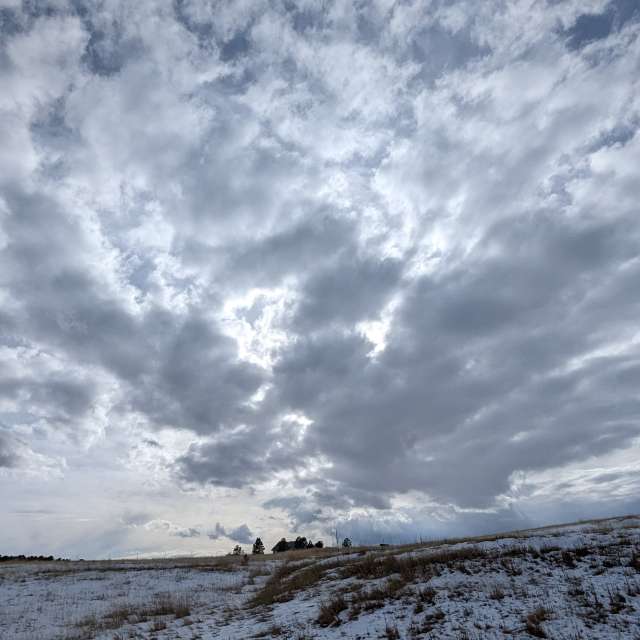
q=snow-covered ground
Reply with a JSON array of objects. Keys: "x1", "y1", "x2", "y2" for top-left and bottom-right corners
[{"x1": 1, "y1": 516, "x2": 639, "y2": 639}]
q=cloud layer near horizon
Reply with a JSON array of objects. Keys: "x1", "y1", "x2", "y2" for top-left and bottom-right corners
[{"x1": 1, "y1": 0, "x2": 640, "y2": 556}]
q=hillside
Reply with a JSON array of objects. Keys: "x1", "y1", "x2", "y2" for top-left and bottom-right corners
[{"x1": 1, "y1": 515, "x2": 639, "y2": 639}]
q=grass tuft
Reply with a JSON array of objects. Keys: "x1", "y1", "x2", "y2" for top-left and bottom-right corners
[
  {"x1": 524, "y1": 606, "x2": 551, "y2": 638},
  {"x1": 316, "y1": 593, "x2": 347, "y2": 627}
]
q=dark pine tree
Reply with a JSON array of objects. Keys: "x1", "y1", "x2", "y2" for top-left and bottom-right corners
[
  {"x1": 252, "y1": 537, "x2": 265, "y2": 554},
  {"x1": 273, "y1": 538, "x2": 289, "y2": 553}
]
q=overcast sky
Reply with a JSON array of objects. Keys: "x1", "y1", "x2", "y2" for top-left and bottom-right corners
[{"x1": 1, "y1": 0, "x2": 640, "y2": 559}]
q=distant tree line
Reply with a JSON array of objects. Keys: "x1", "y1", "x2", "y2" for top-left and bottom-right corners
[
  {"x1": 230, "y1": 536, "x2": 326, "y2": 555},
  {"x1": 0, "y1": 555, "x2": 68, "y2": 563},
  {"x1": 272, "y1": 536, "x2": 324, "y2": 552}
]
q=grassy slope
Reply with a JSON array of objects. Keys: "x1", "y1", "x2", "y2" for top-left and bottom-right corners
[{"x1": 1, "y1": 515, "x2": 639, "y2": 639}]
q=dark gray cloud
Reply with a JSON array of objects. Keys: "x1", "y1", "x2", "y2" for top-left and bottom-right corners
[
  {"x1": 291, "y1": 255, "x2": 403, "y2": 331},
  {"x1": 207, "y1": 522, "x2": 253, "y2": 544},
  {"x1": 0, "y1": 374, "x2": 95, "y2": 428},
  {"x1": 177, "y1": 419, "x2": 309, "y2": 488},
  {"x1": 125, "y1": 315, "x2": 264, "y2": 434},
  {"x1": 174, "y1": 527, "x2": 200, "y2": 539},
  {"x1": 0, "y1": 432, "x2": 18, "y2": 468},
  {"x1": 0, "y1": 186, "x2": 264, "y2": 436},
  {"x1": 224, "y1": 215, "x2": 357, "y2": 288},
  {"x1": 1, "y1": 0, "x2": 639, "y2": 556},
  {"x1": 264, "y1": 486, "x2": 391, "y2": 532},
  {"x1": 228, "y1": 523, "x2": 253, "y2": 544},
  {"x1": 207, "y1": 522, "x2": 227, "y2": 540},
  {"x1": 121, "y1": 511, "x2": 153, "y2": 527},
  {"x1": 252, "y1": 210, "x2": 640, "y2": 510},
  {"x1": 263, "y1": 496, "x2": 325, "y2": 531}
]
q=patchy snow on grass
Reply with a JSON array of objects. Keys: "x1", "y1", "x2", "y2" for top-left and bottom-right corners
[{"x1": 1, "y1": 516, "x2": 639, "y2": 639}]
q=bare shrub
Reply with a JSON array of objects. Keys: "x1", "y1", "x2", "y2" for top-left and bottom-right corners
[
  {"x1": 349, "y1": 576, "x2": 406, "y2": 607},
  {"x1": 500, "y1": 558, "x2": 522, "y2": 576},
  {"x1": 150, "y1": 592, "x2": 191, "y2": 618},
  {"x1": 524, "y1": 606, "x2": 551, "y2": 638},
  {"x1": 316, "y1": 594, "x2": 347, "y2": 627},
  {"x1": 625, "y1": 577, "x2": 640, "y2": 597},
  {"x1": 384, "y1": 617, "x2": 401, "y2": 639},
  {"x1": 488, "y1": 585, "x2": 505, "y2": 601},
  {"x1": 561, "y1": 550, "x2": 576, "y2": 568},
  {"x1": 416, "y1": 586, "x2": 436, "y2": 604}
]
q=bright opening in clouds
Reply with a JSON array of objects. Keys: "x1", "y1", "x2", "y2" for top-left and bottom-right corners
[{"x1": 1, "y1": 0, "x2": 639, "y2": 559}]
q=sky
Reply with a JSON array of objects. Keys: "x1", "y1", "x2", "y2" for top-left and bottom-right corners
[{"x1": 1, "y1": 0, "x2": 639, "y2": 559}]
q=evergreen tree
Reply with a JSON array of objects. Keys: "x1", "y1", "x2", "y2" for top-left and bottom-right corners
[
  {"x1": 252, "y1": 537, "x2": 265, "y2": 554},
  {"x1": 342, "y1": 537, "x2": 352, "y2": 548},
  {"x1": 315, "y1": 540, "x2": 324, "y2": 548},
  {"x1": 273, "y1": 538, "x2": 288, "y2": 553}
]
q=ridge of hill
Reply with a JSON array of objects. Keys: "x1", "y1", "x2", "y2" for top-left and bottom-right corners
[{"x1": 1, "y1": 515, "x2": 639, "y2": 639}]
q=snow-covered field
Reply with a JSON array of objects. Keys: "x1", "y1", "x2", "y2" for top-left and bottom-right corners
[{"x1": 2, "y1": 516, "x2": 639, "y2": 639}]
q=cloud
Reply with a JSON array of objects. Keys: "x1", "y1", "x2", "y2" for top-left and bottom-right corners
[
  {"x1": 174, "y1": 527, "x2": 201, "y2": 539},
  {"x1": 333, "y1": 506, "x2": 535, "y2": 546},
  {"x1": 228, "y1": 524, "x2": 254, "y2": 544},
  {"x1": 290, "y1": 254, "x2": 404, "y2": 332},
  {"x1": 0, "y1": 186, "x2": 264, "y2": 438},
  {"x1": 142, "y1": 519, "x2": 201, "y2": 539},
  {"x1": 0, "y1": 432, "x2": 18, "y2": 468},
  {"x1": 207, "y1": 522, "x2": 254, "y2": 544},
  {"x1": 261, "y1": 211, "x2": 640, "y2": 508},
  {"x1": 1, "y1": 0, "x2": 640, "y2": 556},
  {"x1": 263, "y1": 496, "x2": 325, "y2": 531},
  {"x1": 120, "y1": 511, "x2": 153, "y2": 527},
  {"x1": 206, "y1": 522, "x2": 227, "y2": 540}
]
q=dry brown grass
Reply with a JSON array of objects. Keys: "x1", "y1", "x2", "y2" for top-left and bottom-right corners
[
  {"x1": 249, "y1": 565, "x2": 273, "y2": 578},
  {"x1": 524, "y1": 606, "x2": 551, "y2": 638},
  {"x1": 249, "y1": 559, "x2": 345, "y2": 607},
  {"x1": 316, "y1": 593, "x2": 347, "y2": 627},
  {"x1": 75, "y1": 592, "x2": 192, "y2": 635},
  {"x1": 384, "y1": 618, "x2": 401, "y2": 639},
  {"x1": 340, "y1": 545, "x2": 486, "y2": 582},
  {"x1": 488, "y1": 584, "x2": 505, "y2": 600},
  {"x1": 345, "y1": 575, "x2": 406, "y2": 614},
  {"x1": 416, "y1": 585, "x2": 437, "y2": 604},
  {"x1": 248, "y1": 539, "x2": 548, "y2": 612}
]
